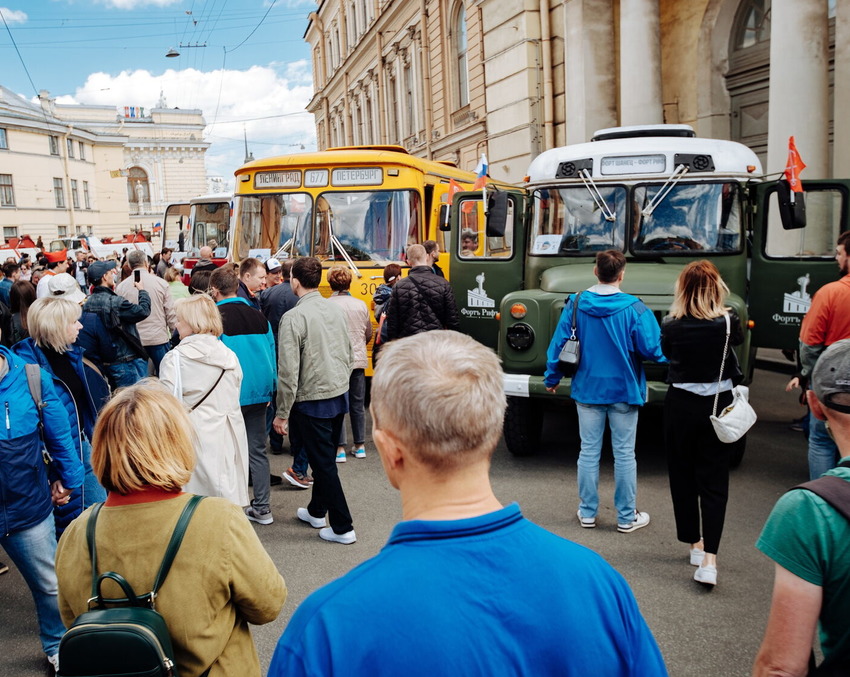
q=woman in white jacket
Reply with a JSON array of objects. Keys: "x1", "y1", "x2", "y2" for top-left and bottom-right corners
[{"x1": 159, "y1": 294, "x2": 250, "y2": 507}]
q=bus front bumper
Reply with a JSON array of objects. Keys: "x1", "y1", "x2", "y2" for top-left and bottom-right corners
[{"x1": 503, "y1": 373, "x2": 669, "y2": 405}]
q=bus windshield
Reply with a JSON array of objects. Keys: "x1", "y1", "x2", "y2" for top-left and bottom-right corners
[
  {"x1": 190, "y1": 201, "x2": 231, "y2": 257},
  {"x1": 530, "y1": 186, "x2": 627, "y2": 255},
  {"x1": 315, "y1": 190, "x2": 419, "y2": 264},
  {"x1": 235, "y1": 194, "x2": 312, "y2": 261},
  {"x1": 631, "y1": 182, "x2": 741, "y2": 254}
]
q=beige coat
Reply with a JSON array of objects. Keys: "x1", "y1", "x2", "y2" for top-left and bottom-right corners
[
  {"x1": 159, "y1": 334, "x2": 249, "y2": 507},
  {"x1": 56, "y1": 495, "x2": 287, "y2": 677},
  {"x1": 328, "y1": 291, "x2": 372, "y2": 370}
]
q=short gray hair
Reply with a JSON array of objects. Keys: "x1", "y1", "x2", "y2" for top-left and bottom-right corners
[
  {"x1": 127, "y1": 250, "x2": 148, "y2": 269},
  {"x1": 406, "y1": 243, "x2": 427, "y2": 266},
  {"x1": 371, "y1": 331, "x2": 506, "y2": 469}
]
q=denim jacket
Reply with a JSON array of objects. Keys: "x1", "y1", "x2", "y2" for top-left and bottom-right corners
[{"x1": 82, "y1": 286, "x2": 150, "y2": 364}]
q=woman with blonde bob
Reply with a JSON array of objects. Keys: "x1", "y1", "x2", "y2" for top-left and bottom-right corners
[
  {"x1": 661, "y1": 260, "x2": 744, "y2": 588},
  {"x1": 158, "y1": 294, "x2": 249, "y2": 506},
  {"x1": 55, "y1": 383, "x2": 287, "y2": 677},
  {"x1": 12, "y1": 296, "x2": 109, "y2": 535}
]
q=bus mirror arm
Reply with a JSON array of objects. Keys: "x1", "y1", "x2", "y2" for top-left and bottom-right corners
[{"x1": 330, "y1": 233, "x2": 363, "y2": 278}]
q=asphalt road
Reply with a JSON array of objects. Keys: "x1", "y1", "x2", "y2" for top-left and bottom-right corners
[{"x1": 1, "y1": 366, "x2": 812, "y2": 677}]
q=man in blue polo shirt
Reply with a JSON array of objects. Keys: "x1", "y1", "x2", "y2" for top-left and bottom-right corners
[{"x1": 269, "y1": 330, "x2": 667, "y2": 676}]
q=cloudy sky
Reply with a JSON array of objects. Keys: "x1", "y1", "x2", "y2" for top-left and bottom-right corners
[{"x1": 0, "y1": 0, "x2": 316, "y2": 189}]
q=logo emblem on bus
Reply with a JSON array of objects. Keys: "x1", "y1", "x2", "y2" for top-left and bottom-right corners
[
  {"x1": 783, "y1": 274, "x2": 812, "y2": 314},
  {"x1": 468, "y1": 272, "x2": 495, "y2": 309}
]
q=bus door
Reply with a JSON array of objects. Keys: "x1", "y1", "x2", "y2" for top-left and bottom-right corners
[
  {"x1": 749, "y1": 179, "x2": 850, "y2": 350},
  {"x1": 163, "y1": 202, "x2": 190, "y2": 252},
  {"x1": 450, "y1": 189, "x2": 527, "y2": 350}
]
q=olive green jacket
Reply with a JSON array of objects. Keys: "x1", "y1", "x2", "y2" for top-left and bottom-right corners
[{"x1": 276, "y1": 290, "x2": 353, "y2": 420}]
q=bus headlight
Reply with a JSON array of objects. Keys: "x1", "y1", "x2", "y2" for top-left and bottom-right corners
[{"x1": 506, "y1": 323, "x2": 534, "y2": 351}]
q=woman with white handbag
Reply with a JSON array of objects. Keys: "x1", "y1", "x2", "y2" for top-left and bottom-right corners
[
  {"x1": 159, "y1": 294, "x2": 250, "y2": 507},
  {"x1": 661, "y1": 260, "x2": 747, "y2": 588}
]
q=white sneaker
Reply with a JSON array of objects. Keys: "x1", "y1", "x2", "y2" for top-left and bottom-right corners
[
  {"x1": 48, "y1": 654, "x2": 59, "y2": 673},
  {"x1": 690, "y1": 548, "x2": 706, "y2": 566},
  {"x1": 617, "y1": 511, "x2": 650, "y2": 533},
  {"x1": 319, "y1": 527, "x2": 356, "y2": 544},
  {"x1": 335, "y1": 450, "x2": 347, "y2": 463},
  {"x1": 353, "y1": 446, "x2": 366, "y2": 459},
  {"x1": 576, "y1": 510, "x2": 596, "y2": 528},
  {"x1": 296, "y1": 507, "x2": 326, "y2": 529},
  {"x1": 694, "y1": 564, "x2": 717, "y2": 586}
]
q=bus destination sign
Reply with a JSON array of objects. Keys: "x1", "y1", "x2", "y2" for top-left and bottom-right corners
[
  {"x1": 600, "y1": 155, "x2": 666, "y2": 175},
  {"x1": 332, "y1": 167, "x2": 383, "y2": 186},
  {"x1": 254, "y1": 170, "x2": 302, "y2": 189}
]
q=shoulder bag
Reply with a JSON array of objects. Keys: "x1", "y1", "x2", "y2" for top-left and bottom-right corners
[
  {"x1": 557, "y1": 291, "x2": 583, "y2": 376},
  {"x1": 709, "y1": 313, "x2": 757, "y2": 443}
]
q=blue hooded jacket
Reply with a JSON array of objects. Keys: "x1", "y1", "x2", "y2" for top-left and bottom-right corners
[
  {"x1": 544, "y1": 287, "x2": 666, "y2": 405},
  {"x1": 217, "y1": 297, "x2": 276, "y2": 407},
  {"x1": 0, "y1": 347, "x2": 83, "y2": 536}
]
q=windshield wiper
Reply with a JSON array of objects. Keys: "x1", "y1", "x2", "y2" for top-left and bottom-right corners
[
  {"x1": 578, "y1": 169, "x2": 616, "y2": 222},
  {"x1": 330, "y1": 233, "x2": 363, "y2": 279},
  {"x1": 272, "y1": 239, "x2": 293, "y2": 259},
  {"x1": 641, "y1": 164, "x2": 689, "y2": 218}
]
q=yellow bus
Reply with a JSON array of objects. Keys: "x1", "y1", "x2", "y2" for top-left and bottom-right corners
[{"x1": 231, "y1": 145, "x2": 511, "y2": 302}]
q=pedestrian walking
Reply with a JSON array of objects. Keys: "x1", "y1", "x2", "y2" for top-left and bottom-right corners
[{"x1": 660, "y1": 261, "x2": 743, "y2": 587}]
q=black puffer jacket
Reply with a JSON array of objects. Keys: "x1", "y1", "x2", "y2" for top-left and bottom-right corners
[{"x1": 386, "y1": 266, "x2": 460, "y2": 340}]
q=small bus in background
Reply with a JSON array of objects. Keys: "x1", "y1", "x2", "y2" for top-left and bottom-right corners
[
  {"x1": 231, "y1": 146, "x2": 513, "y2": 367},
  {"x1": 162, "y1": 194, "x2": 233, "y2": 282}
]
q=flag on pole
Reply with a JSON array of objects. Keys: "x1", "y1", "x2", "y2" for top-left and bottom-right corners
[
  {"x1": 473, "y1": 153, "x2": 488, "y2": 190},
  {"x1": 784, "y1": 136, "x2": 806, "y2": 193},
  {"x1": 447, "y1": 179, "x2": 462, "y2": 205}
]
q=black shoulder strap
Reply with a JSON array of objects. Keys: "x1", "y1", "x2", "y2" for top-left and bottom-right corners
[
  {"x1": 86, "y1": 495, "x2": 205, "y2": 601},
  {"x1": 792, "y1": 460, "x2": 850, "y2": 523},
  {"x1": 189, "y1": 369, "x2": 226, "y2": 412},
  {"x1": 569, "y1": 291, "x2": 583, "y2": 338}
]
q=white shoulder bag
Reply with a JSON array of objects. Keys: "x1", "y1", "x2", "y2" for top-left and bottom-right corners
[{"x1": 709, "y1": 314, "x2": 757, "y2": 444}]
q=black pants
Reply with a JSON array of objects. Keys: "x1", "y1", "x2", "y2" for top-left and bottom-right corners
[
  {"x1": 291, "y1": 409, "x2": 353, "y2": 534},
  {"x1": 664, "y1": 387, "x2": 733, "y2": 555}
]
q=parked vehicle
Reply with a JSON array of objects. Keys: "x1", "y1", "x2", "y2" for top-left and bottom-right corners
[{"x1": 162, "y1": 194, "x2": 232, "y2": 283}]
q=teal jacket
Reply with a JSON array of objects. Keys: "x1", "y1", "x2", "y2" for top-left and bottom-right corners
[
  {"x1": 217, "y1": 297, "x2": 276, "y2": 407},
  {"x1": 276, "y1": 291, "x2": 353, "y2": 419}
]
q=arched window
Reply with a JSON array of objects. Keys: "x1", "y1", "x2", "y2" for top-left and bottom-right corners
[
  {"x1": 127, "y1": 167, "x2": 150, "y2": 215},
  {"x1": 453, "y1": 2, "x2": 469, "y2": 109},
  {"x1": 732, "y1": 0, "x2": 770, "y2": 50}
]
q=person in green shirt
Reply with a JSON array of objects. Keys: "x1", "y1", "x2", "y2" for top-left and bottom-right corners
[{"x1": 754, "y1": 339, "x2": 850, "y2": 675}]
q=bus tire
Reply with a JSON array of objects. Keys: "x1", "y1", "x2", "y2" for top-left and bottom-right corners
[
  {"x1": 503, "y1": 396, "x2": 543, "y2": 456},
  {"x1": 729, "y1": 435, "x2": 746, "y2": 469}
]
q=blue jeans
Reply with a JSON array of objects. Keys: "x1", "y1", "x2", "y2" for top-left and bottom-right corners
[
  {"x1": 808, "y1": 412, "x2": 839, "y2": 480},
  {"x1": 575, "y1": 402, "x2": 639, "y2": 526},
  {"x1": 105, "y1": 358, "x2": 148, "y2": 390},
  {"x1": 144, "y1": 343, "x2": 170, "y2": 376},
  {"x1": 335, "y1": 369, "x2": 366, "y2": 447},
  {"x1": 81, "y1": 437, "x2": 106, "y2": 507},
  {"x1": 0, "y1": 515, "x2": 65, "y2": 656}
]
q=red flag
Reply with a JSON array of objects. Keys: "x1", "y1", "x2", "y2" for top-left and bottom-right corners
[
  {"x1": 784, "y1": 136, "x2": 806, "y2": 193},
  {"x1": 447, "y1": 179, "x2": 462, "y2": 205}
]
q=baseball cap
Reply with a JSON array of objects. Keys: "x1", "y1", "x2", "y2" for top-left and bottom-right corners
[
  {"x1": 88, "y1": 260, "x2": 117, "y2": 284},
  {"x1": 265, "y1": 258, "x2": 282, "y2": 273},
  {"x1": 47, "y1": 273, "x2": 86, "y2": 304},
  {"x1": 812, "y1": 339, "x2": 850, "y2": 414}
]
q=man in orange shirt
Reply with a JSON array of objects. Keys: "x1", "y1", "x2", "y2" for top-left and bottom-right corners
[{"x1": 799, "y1": 231, "x2": 850, "y2": 479}]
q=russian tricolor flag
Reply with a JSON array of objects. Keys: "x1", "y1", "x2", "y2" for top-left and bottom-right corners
[{"x1": 473, "y1": 153, "x2": 488, "y2": 190}]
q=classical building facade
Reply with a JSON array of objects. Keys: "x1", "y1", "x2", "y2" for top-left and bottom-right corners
[
  {"x1": 0, "y1": 86, "x2": 209, "y2": 243},
  {"x1": 305, "y1": 0, "x2": 848, "y2": 185}
]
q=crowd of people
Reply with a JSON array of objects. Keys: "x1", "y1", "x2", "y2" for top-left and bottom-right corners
[{"x1": 0, "y1": 234, "x2": 849, "y2": 676}]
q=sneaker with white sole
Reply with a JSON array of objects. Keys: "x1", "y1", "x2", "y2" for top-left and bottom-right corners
[
  {"x1": 690, "y1": 548, "x2": 706, "y2": 566},
  {"x1": 617, "y1": 511, "x2": 650, "y2": 533},
  {"x1": 336, "y1": 450, "x2": 347, "y2": 463},
  {"x1": 694, "y1": 564, "x2": 717, "y2": 586},
  {"x1": 319, "y1": 526, "x2": 356, "y2": 544},
  {"x1": 576, "y1": 510, "x2": 596, "y2": 528},
  {"x1": 48, "y1": 654, "x2": 59, "y2": 674},
  {"x1": 353, "y1": 446, "x2": 366, "y2": 459},
  {"x1": 283, "y1": 467, "x2": 312, "y2": 489},
  {"x1": 245, "y1": 506, "x2": 273, "y2": 525},
  {"x1": 297, "y1": 507, "x2": 327, "y2": 528}
]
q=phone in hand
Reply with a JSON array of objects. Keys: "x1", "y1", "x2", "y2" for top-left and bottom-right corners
[{"x1": 134, "y1": 269, "x2": 141, "y2": 283}]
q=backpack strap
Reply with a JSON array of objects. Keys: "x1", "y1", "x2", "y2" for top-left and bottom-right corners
[
  {"x1": 24, "y1": 363, "x2": 45, "y2": 419},
  {"x1": 792, "y1": 459, "x2": 850, "y2": 523},
  {"x1": 86, "y1": 502, "x2": 105, "y2": 602}
]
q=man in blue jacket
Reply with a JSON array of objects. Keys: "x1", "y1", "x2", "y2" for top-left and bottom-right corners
[
  {"x1": 545, "y1": 250, "x2": 666, "y2": 533},
  {"x1": 211, "y1": 265, "x2": 277, "y2": 524},
  {"x1": 0, "y1": 343, "x2": 83, "y2": 673}
]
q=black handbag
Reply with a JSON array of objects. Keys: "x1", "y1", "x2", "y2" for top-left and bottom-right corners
[
  {"x1": 58, "y1": 495, "x2": 207, "y2": 677},
  {"x1": 558, "y1": 291, "x2": 583, "y2": 376}
]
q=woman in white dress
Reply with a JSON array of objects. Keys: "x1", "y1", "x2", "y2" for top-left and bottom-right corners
[{"x1": 159, "y1": 294, "x2": 250, "y2": 506}]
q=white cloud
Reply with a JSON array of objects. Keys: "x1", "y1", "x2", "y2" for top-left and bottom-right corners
[
  {"x1": 65, "y1": 64, "x2": 316, "y2": 189},
  {"x1": 0, "y1": 7, "x2": 27, "y2": 23}
]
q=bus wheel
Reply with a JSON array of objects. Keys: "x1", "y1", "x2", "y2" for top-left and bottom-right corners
[
  {"x1": 729, "y1": 435, "x2": 746, "y2": 469},
  {"x1": 503, "y1": 396, "x2": 543, "y2": 456}
]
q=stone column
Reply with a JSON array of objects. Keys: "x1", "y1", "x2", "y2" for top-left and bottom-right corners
[
  {"x1": 565, "y1": 0, "x2": 617, "y2": 143},
  {"x1": 766, "y1": 0, "x2": 830, "y2": 254},
  {"x1": 618, "y1": 0, "x2": 663, "y2": 125},
  {"x1": 834, "y1": 0, "x2": 850, "y2": 178}
]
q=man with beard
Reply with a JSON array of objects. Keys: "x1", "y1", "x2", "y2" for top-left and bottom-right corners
[{"x1": 799, "y1": 231, "x2": 850, "y2": 479}]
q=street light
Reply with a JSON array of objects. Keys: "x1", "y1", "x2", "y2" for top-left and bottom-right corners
[{"x1": 166, "y1": 48, "x2": 180, "y2": 58}]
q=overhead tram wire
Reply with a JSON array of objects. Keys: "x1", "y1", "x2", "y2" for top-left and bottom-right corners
[{"x1": 1, "y1": 8, "x2": 41, "y2": 97}]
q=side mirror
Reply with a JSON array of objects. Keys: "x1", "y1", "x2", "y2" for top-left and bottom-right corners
[
  {"x1": 438, "y1": 204, "x2": 451, "y2": 231},
  {"x1": 486, "y1": 192, "x2": 509, "y2": 237},
  {"x1": 178, "y1": 231, "x2": 185, "y2": 252},
  {"x1": 776, "y1": 180, "x2": 807, "y2": 230}
]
